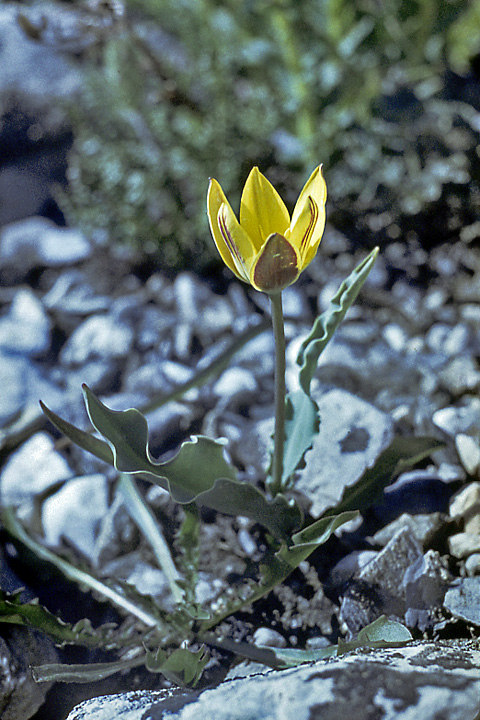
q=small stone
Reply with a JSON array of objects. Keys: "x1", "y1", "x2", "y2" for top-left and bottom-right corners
[
  {"x1": 0, "y1": 217, "x2": 90, "y2": 280},
  {"x1": 0, "y1": 432, "x2": 72, "y2": 508},
  {"x1": 433, "y1": 399, "x2": 480, "y2": 437},
  {"x1": 449, "y1": 482, "x2": 480, "y2": 534},
  {"x1": 465, "y1": 553, "x2": 480, "y2": 577},
  {"x1": 455, "y1": 435, "x2": 480, "y2": 476},
  {"x1": 425, "y1": 323, "x2": 470, "y2": 356},
  {"x1": 448, "y1": 532, "x2": 480, "y2": 559},
  {"x1": 213, "y1": 367, "x2": 257, "y2": 400},
  {"x1": 439, "y1": 356, "x2": 480, "y2": 394},
  {"x1": 371, "y1": 512, "x2": 445, "y2": 548},
  {"x1": 60, "y1": 314, "x2": 134, "y2": 365},
  {"x1": 402, "y1": 550, "x2": 451, "y2": 631},
  {"x1": 0, "y1": 289, "x2": 51, "y2": 355},
  {"x1": 444, "y1": 576, "x2": 480, "y2": 626},
  {"x1": 252, "y1": 627, "x2": 287, "y2": 648},
  {"x1": 42, "y1": 474, "x2": 109, "y2": 559},
  {"x1": 0, "y1": 352, "x2": 27, "y2": 426}
]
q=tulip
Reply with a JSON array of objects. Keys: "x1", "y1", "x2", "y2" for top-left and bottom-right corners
[{"x1": 207, "y1": 165, "x2": 326, "y2": 293}]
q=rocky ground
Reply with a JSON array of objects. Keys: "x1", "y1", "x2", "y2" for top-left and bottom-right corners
[
  {"x1": 0, "y1": 3, "x2": 479, "y2": 719},
  {"x1": 0, "y1": 211, "x2": 479, "y2": 720}
]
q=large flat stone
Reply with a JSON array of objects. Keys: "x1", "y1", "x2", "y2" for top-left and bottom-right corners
[{"x1": 65, "y1": 641, "x2": 480, "y2": 720}]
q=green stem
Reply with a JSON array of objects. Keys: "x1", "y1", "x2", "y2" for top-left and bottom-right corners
[{"x1": 268, "y1": 292, "x2": 286, "y2": 497}]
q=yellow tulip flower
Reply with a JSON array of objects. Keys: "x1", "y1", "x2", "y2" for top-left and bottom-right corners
[{"x1": 207, "y1": 165, "x2": 326, "y2": 293}]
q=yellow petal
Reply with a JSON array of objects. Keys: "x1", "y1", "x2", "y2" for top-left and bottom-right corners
[
  {"x1": 288, "y1": 165, "x2": 326, "y2": 266},
  {"x1": 207, "y1": 179, "x2": 254, "y2": 282},
  {"x1": 239, "y1": 167, "x2": 290, "y2": 250},
  {"x1": 250, "y1": 233, "x2": 299, "y2": 293}
]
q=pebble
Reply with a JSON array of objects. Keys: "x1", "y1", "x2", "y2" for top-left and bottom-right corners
[
  {"x1": 0, "y1": 352, "x2": 27, "y2": 426},
  {"x1": 449, "y1": 482, "x2": 480, "y2": 533},
  {"x1": 42, "y1": 474, "x2": 109, "y2": 559},
  {"x1": 433, "y1": 399, "x2": 480, "y2": 437},
  {"x1": 443, "y1": 576, "x2": 480, "y2": 627},
  {"x1": 60, "y1": 314, "x2": 134, "y2": 365},
  {"x1": 448, "y1": 532, "x2": 480, "y2": 559},
  {"x1": 0, "y1": 432, "x2": 72, "y2": 508},
  {"x1": 212, "y1": 367, "x2": 257, "y2": 400},
  {"x1": 455, "y1": 434, "x2": 480, "y2": 476},
  {"x1": 0, "y1": 288, "x2": 51, "y2": 355},
  {"x1": 371, "y1": 512, "x2": 445, "y2": 548},
  {"x1": 402, "y1": 550, "x2": 451, "y2": 631},
  {"x1": 464, "y1": 553, "x2": 480, "y2": 577},
  {"x1": 252, "y1": 627, "x2": 287, "y2": 648},
  {"x1": 0, "y1": 217, "x2": 90, "y2": 281}
]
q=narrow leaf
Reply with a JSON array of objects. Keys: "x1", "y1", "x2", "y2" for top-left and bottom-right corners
[
  {"x1": 331, "y1": 436, "x2": 445, "y2": 517},
  {"x1": 297, "y1": 247, "x2": 379, "y2": 394},
  {"x1": 40, "y1": 401, "x2": 114, "y2": 466},
  {"x1": 32, "y1": 655, "x2": 145, "y2": 683},
  {"x1": 282, "y1": 390, "x2": 319, "y2": 488}
]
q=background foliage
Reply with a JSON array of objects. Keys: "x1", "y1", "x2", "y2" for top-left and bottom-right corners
[{"x1": 46, "y1": 0, "x2": 480, "y2": 269}]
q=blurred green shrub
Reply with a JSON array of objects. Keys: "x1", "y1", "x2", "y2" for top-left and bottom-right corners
[{"x1": 52, "y1": 0, "x2": 480, "y2": 269}]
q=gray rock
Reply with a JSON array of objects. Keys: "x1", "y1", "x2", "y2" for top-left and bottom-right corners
[
  {"x1": 340, "y1": 528, "x2": 423, "y2": 636},
  {"x1": 0, "y1": 6, "x2": 81, "y2": 100},
  {"x1": 455, "y1": 434, "x2": 480, "y2": 476},
  {"x1": 444, "y1": 577, "x2": 480, "y2": 627},
  {"x1": 64, "y1": 642, "x2": 480, "y2": 720},
  {"x1": 60, "y1": 314, "x2": 134, "y2": 366},
  {"x1": 296, "y1": 389, "x2": 394, "y2": 517},
  {"x1": 448, "y1": 532, "x2": 480, "y2": 559},
  {"x1": 0, "y1": 432, "x2": 72, "y2": 508},
  {"x1": 433, "y1": 398, "x2": 480, "y2": 437},
  {"x1": 0, "y1": 289, "x2": 50, "y2": 356},
  {"x1": 0, "y1": 353, "x2": 27, "y2": 426},
  {"x1": 402, "y1": 550, "x2": 451, "y2": 631},
  {"x1": 212, "y1": 367, "x2": 257, "y2": 401},
  {"x1": 42, "y1": 474, "x2": 109, "y2": 559},
  {"x1": 465, "y1": 553, "x2": 480, "y2": 577},
  {"x1": 449, "y1": 482, "x2": 480, "y2": 534},
  {"x1": 0, "y1": 217, "x2": 90, "y2": 281},
  {"x1": 0, "y1": 627, "x2": 57, "y2": 720},
  {"x1": 42, "y1": 271, "x2": 110, "y2": 317},
  {"x1": 370, "y1": 512, "x2": 445, "y2": 548}
]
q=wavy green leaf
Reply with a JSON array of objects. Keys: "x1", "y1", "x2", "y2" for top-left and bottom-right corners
[
  {"x1": 297, "y1": 247, "x2": 379, "y2": 394},
  {"x1": 83, "y1": 386, "x2": 301, "y2": 538},
  {"x1": 145, "y1": 646, "x2": 209, "y2": 686},
  {"x1": 0, "y1": 590, "x2": 117, "y2": 649}
]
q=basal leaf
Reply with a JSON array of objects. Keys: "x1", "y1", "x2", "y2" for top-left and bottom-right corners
[
  {"x1": 297, "y1": 247, "x2": 379, "y2": 394},
  {"x1": 83, "y1": 386, "x2": 301, "y2": 538},
  {"x1": 145, "y1": 646, "x2": 209, "y2": 687},
  {"x1": 0, "y1": 591, "x2": 115, "y2": 648},
  {"x1": 331, "y1": 436, "x2": 445, "y2": 517},
  {"x1": 32, "y1": 656, "x2": 145, "y2": 683},
  {"x1": 356, "y1": 615, "x2": 412, "y2": 644},
  {"x1": 281, "y1": 390, "x2": 319, "y2": 488}
]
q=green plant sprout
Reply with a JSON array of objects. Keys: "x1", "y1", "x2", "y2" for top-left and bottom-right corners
[{"x1": 1, "y1": 167, "x2": 442, "y2": 687}]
